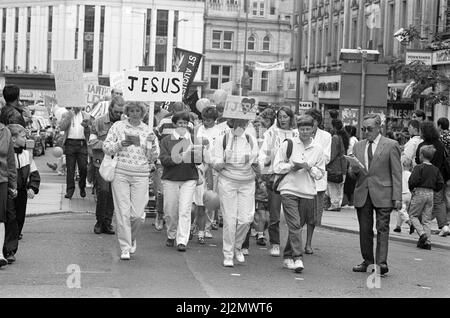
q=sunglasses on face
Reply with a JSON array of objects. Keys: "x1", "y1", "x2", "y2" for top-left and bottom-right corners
[{"x1": 361, "y1": 126, "x2": 375, "y2": 132}]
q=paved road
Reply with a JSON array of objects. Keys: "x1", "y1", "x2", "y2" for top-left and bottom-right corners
[
  {"x1": 1, "y1": 213, "x2": 449, "y2": 298},
  {"x1": 33, "y1": 147, "x2": 66, "y2": 184}
]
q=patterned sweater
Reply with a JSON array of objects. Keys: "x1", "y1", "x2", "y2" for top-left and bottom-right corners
[{"x1": 103, "y1": 119, "x2": 160, "y2": 177}]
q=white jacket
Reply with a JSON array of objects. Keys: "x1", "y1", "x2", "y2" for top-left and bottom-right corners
[{"x1": 273, "y1": 138, "x2": 325, "y2": 199}]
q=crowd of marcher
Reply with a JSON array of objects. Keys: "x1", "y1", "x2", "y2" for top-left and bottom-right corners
[{"x1": 1, "y1": 84, "x2": 449, "y2": 275}]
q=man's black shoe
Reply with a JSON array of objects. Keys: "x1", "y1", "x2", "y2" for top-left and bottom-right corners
[
  {"x1": 102, "y1": 224, "x2": 115, "y2": 235},
  {"x1": 6, "y1": 253, "x2": 16, "y2": 264},
  {"x1": 409, "y1": 224, "x2": 416, "y2": 235},
  {"x1": 352, "y1": 262, "x2": 373, "y2": 272},
  {"x1": 80, "y1": 188, "x2": 86, "y2": 198},
  {"x1": 418, "y1": 234, "x2": 428, "y2": 246},
  {"x1": 177, "y1": 244, "x2": 186, "y2": 252},
  {"x1": 166, "y1": 238, "x2": 175, "y2": 247},
  {"x1": 64, "y1": 193, "x2": 73, "y2": 199},
  {"x1": 94, "y1": 222, "x2": 103, "y2": 234},
  {"x1": 379, "y1": 264, "x2": 389, "y2": 275}
]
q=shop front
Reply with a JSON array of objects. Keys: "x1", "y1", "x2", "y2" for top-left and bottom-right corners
[{"x1": 387, "y1": 83, "x2": 415, "y2": 132}]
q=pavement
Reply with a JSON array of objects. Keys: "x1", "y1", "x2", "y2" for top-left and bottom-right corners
[{"x1": 29, "y1": 150, "x2": 450, "y2": 251}]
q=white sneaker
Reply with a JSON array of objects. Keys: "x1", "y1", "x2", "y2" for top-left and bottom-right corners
[
  {"x1": 234, "y1": 249, "x2": 245, "y2": 263},
  {"x1": 283, "y1": 258, "x2": 295, "y2": 270},
  {"x1": 241, "y1": 248, "x2": 249, "y2": 256},
  {"x1": 223, "y1": 258, "x2": 234, "y2": 267},
  {"x1": 293, "y1": 259, "x2": 304, "y2": 273},
  {"x1": 205, "y1": 230, "x2": 213, "y2": 239},
  {"x1": 120, "y1": 251, "x2": 130, "y2": 260},
  {"x1": 439, "y1": 225, "x2": 450, "y2": 237},
  {"x1": 270, "y1": 244, "x2": 280, "y2": 257},
  {"x1": 130, "y1": 240, "x2": 137, "y2": 254}
]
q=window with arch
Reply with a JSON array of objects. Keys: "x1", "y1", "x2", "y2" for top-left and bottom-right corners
[
  {"x1": 248, "y1": 35, "x2": 256, "y2": 51},
  {"x1": 262, "y1": 35, "x2": 270, "y2": 52}
]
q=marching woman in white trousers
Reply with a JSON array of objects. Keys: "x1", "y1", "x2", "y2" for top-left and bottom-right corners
[
  {"x1": 212, "y1": 118, "x2": 258, "y2": 267},
  {"x1": 103, "y1": 101, "x2": 159, "y2": 260}
]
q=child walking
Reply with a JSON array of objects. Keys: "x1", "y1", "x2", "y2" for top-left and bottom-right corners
[
  {"x1": 393, "y1": 157, "x2": 413, "y2": 233},
  {"x1": 408, "y1": 145, "x2": 444, "y2": 250},
  {"x1": 3, "y1": 124, "x2": 40, "y2": 263}
]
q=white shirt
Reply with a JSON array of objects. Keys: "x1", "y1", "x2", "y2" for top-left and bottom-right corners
[
  {"x1": 402, "y1": 136, "x2": 423, "y2": 167},
  {"x1": 67, "y1": 111, "x2": 85, "y2": 139},
  {"x1": 196, "y1": 125, "x2": 219, "y2": 148},
  {"x1": 311, "y1": 128, "x2": 332, "y2": 192},
  {"x1": 347, "y1": 136, "x2": 358, "y2": 156},
  {"x1": 364, "y1": 133, "x2": 382, "y2": 170}
]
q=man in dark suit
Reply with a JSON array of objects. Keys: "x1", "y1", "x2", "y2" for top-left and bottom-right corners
[{"x1": 349, "y1": 114, "x2": 402, "y2": 275}]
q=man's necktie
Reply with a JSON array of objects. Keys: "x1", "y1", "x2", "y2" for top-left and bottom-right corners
[{"x1": 368, "y1": 141, "x2": 373, "y2": 169}]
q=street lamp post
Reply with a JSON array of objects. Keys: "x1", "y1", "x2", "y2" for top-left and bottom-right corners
[
  {"x1": 295, "y1": 0, "x2": 304, "y2": 114},
  {"x1": 241, "y1": 0, "x2": 249, "y2": 96}
]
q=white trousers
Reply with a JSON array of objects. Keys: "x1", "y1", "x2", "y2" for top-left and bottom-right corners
[
  {"x1": 163, "y1": 179, "x2": 197, "y2": 246},
  {"x1": 111, "y1": 172, "x2": 149, "y2": 253},
  {"x1": 218, "y1": 176, "x2": 255, "y2": 260}
]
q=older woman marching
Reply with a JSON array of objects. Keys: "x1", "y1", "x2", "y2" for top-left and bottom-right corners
[
  {"x1": 103, "y1": 101, "x2": 159, "y2": 260},
  {"x1": 212, "y1": 118, "x2": 258, "y2": 267}
]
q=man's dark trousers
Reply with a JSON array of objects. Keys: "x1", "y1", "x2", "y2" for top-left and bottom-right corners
[
  {"x1": 65, "y1": 139, "x2": 88, "y2": 196},
  {"x1": 94, "y1": 167, "x2": 114, "y2": 228},
  {"x1": 356, "y1": 193, "x2": 392, "y2": 266}
]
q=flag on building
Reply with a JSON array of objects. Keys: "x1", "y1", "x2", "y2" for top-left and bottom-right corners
[{"x1": 366, "y1": 3, "x2": 381, "y2": 29}]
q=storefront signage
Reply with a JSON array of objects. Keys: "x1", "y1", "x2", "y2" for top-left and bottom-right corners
[
  {"x1": 318, "y1": 82, "x2": 339, "y2": 92},
  {"x1": 406, "y1": 50, "x2": 432, "y2": 65},
  {"x1": 432, "y1": 49, "x2": 450, "y2": 65}
]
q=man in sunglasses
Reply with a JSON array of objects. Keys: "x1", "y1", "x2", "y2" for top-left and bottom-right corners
[
  {"x1": 349, "y1": 113, "x2": 402, "y2": 276},
  {"x1": 88, "y1": 95, "x2": 125, "y2": 235}
]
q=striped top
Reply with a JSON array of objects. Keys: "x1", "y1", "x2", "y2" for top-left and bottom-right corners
[{"x1": 103, "y1": 119, "x2": 160, "y2": 177}]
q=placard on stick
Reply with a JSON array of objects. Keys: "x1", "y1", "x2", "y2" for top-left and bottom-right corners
[
  {"x1": 223, "y1": 96, "x2": 258, "y2": 120},
  {"x1": 122, "y1": 71, "x2": 183, "y2": 102},
  {"x1": 54, "y1": 60, "x2": 85, "y2": 108}
]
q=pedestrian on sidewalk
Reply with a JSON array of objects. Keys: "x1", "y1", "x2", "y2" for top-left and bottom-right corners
[
  {"x1": 402, "y1": 120, "x2": 422, "y2": 168},
  {"x1": 258, "y1": 107, "x2": 299, "y2": 257},
  {"x1": 0, "y1": 122, "x2": 16, "y2": 268},
  {"x1": 273, "y1": 115, "x2": 325, "y2": 273},
  {"x1": 304, "y1": 109, "x2": 331, "y2": 253},
  {"x1": 2, "y1": 124, "x2": 40, "y2": 264},
  {"x1": 88, "y1": 95, "x2": 125, "y2": 235},
  {"x1": 159, "y1": 111, "x2": 202, "y2": 252},
  {"x1": 349, "y1": 114, "x2": 402, "y2": 276},
  {"x1": 59, "y1": 106, "x2": 93, "y2": 199},
  {"x1": 325, "y1": 119, "x2": 349, "y2": 212},
  {"x1": 212, "y1": 118, "x2": 258, "y2": 267},
  {"x1": 408, "y1": 145, "x2": 444, "y2": 250},
  {"x1": 415, "y1": 121, "x2": 450, "y2": 237},
  {"x1": 343, "y1": 125, "x2": 358, "y2": 207},
  {"x1": 393, "y1": 157, "x2": 413, "y2": 233},
  {"x1": 103, "y1": 101, "x2": 159, "y2": 260}
]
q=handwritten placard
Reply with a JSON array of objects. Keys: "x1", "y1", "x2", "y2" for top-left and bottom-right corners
[
  {"x1": 109, "y1": 71, "x2": 126, "y2": 91},
  {"x1": 86, "y1": 84, "x2": 110, "y2": 105},
  {"x1": 223, "y1": 95, "x2": 258, "y2": 120},
  {"x1": 122, "y1": 71, "x2": 183, "y2": 102},
  {"x1": 53, "y1": 60, "x2": 85, "y2": 108}
]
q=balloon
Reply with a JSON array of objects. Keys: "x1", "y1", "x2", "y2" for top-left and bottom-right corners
[
  {"x1": 203, "y1": 190, "x2": 220, "y2": 211},
  {"x1": 52, "y1": 146, "x2": 64, "y2": 158},
  {"x1": 211, "y1": 89, "x2": 228, "y2": 107},
  {"x1": 196, "y1": 98, "x2": 211, "y2": 114}
]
